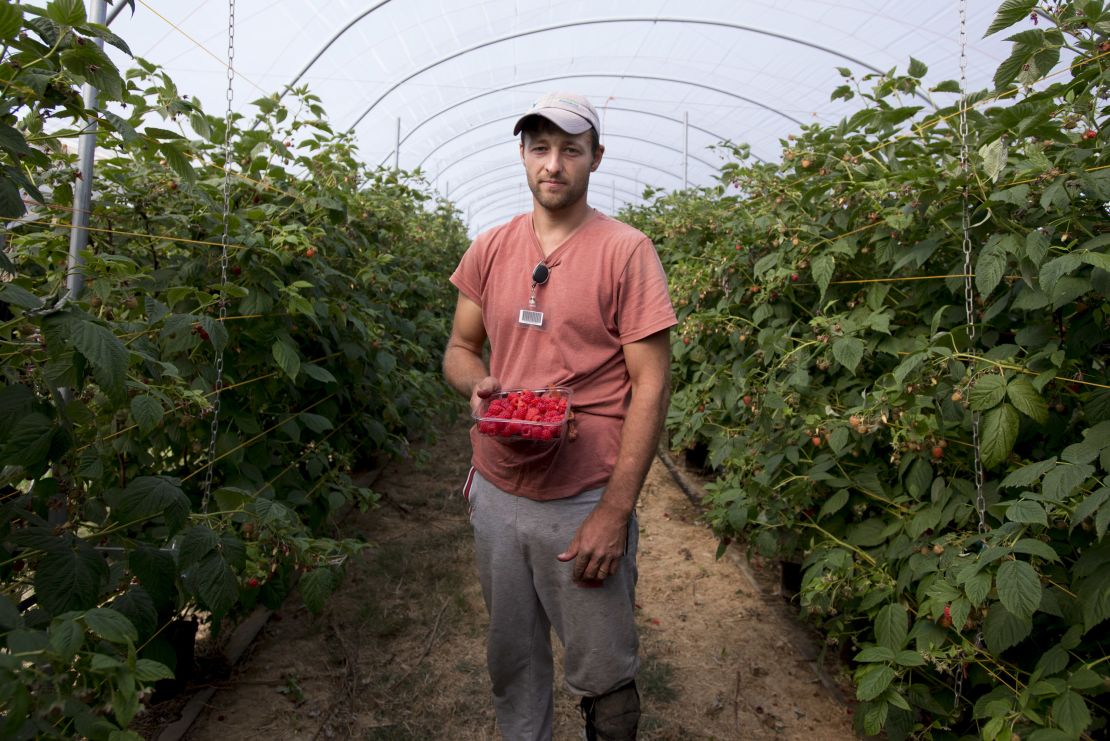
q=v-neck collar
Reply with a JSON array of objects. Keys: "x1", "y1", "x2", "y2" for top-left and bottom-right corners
[{"x1": 528, "y1": 208, "x2": 601, "y2": 267}]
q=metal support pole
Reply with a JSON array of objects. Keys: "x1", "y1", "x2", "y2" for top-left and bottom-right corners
[
  {"x1": 105, "y1": 0, "x2": 128, "y2": 25},
  {"x1": 394, "y1": 118, "x2": 401, "y2": 170},
  {"x1": 683, "y1": 111, "x2": 689, "y2": 189},
  {"x1": 611, "y1": 181, "x2": 615, "y2": 212},
  {"x1": 66, "y1": 0, "x2": 108, "y2": 305}
]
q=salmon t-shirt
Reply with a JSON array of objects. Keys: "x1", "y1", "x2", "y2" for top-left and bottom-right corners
[{"x1": 450, "y1": 209, "x2": 677, "y2": 501}]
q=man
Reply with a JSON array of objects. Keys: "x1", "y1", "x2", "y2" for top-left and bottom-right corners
[{"x1": 443, "y1": 91, "x2": 676, "y2": 741}]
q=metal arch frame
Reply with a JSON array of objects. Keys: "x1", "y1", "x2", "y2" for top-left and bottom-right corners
[
  {"x1": 346, "y1": 16, "x2": 931, "y2": 133},
  {"x1": 462, "y1": 180, "x2": 644, "y2": 215},
  {"x1": 419, "y1": 122, "x2": 720, "y2": 173},
  {"x1": 475, "y1": 193, "x2": 648, "y2": 232},
  {"x1": 381, "y1": 81, "x2": 767, "y2": 168},
  {"x1": 448, "y1": 162, "x2": 654, "y2": 205},
  {"x1": 432, "y1": 138, "x2": 685, "y2": 184}
]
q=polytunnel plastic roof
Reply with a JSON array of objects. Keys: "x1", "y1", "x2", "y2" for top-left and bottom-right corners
[{"x1": 105, "y1": 1, "x2": 1016, "y2": 235}]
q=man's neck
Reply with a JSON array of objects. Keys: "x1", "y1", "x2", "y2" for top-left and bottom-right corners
[{"x1": 531, "y1": 199, "x2": 593, "y2": 255}]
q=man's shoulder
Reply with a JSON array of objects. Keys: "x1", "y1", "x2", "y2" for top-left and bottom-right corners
[
  {"x1": 473, "y1": 212, "x2": 530, "y2": 247},
  {"x1": 592, "y1": 212, "x2": 650, "y2": 243},
  {"x1": 589, "y1": 212, "x2": 653, "y2": 252}
]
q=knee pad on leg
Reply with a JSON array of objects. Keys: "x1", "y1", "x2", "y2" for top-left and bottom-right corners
[{"x1": 580, "y1": 680, "x2": 640, "y2": 741}]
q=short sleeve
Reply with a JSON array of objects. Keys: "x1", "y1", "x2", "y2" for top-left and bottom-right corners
[
  {"x1": 616, "y1": 239, "x2": 677, "y2": 344},
  {"x1": 449, "y1": 238, "x2": 485, "y2": 306}
]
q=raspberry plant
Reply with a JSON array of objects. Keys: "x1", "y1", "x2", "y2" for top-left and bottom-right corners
[
  {"x1": 0, "y1": 1, "x2": 466, "y2": 737},
  {"x1": 625, "y1": 2, "x2": 1109, "y2": 738}
]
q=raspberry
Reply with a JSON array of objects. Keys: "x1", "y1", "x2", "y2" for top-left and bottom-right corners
[{"x1": 478, "y1": 389, "x2": 568, "y2": 441}]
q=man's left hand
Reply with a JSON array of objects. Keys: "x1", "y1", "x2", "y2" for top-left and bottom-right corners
[{"x1": 556, "y1": 500, "x2": 630, "y2": 585}]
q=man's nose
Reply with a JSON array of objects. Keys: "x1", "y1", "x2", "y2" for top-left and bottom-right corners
[{"x1": 543, "y1": 151, "x2": 564, "y2": 173}]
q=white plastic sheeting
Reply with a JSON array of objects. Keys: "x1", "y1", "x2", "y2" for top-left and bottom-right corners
[{"x1": 106, "y1": 1, "x2": 1018, "y2": 233}]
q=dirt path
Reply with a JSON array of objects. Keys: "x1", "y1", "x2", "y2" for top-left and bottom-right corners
[{"x1": 165, "y1": 420, "x2": 857, "y2": 740}]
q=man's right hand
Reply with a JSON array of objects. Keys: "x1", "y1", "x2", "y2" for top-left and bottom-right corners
[{"x1": 470, "y1": 376, "x2": 501, "y2": 416}]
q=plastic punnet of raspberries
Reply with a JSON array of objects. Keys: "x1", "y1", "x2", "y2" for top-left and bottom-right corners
[{"x1": 476, "y1": 389, "x2": 569, "y2": 442}]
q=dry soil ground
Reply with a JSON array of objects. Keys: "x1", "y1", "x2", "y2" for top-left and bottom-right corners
[{"x1": 143, "y1": 418, "x2": 859, "y2": 740}]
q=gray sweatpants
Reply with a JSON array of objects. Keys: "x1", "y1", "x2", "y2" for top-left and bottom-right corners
[{"x1": 466, "y1": 469, "x2": 640, "y2": 741}]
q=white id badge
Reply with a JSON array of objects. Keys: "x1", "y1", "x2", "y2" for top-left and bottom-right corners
[{"x1": 518, "y1": 305, "x2": 547, "y2": 330}]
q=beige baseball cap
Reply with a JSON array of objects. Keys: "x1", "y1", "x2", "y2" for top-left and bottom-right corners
[{"x1": 513, "y1": 91, "x2": 601, "y2": 137}]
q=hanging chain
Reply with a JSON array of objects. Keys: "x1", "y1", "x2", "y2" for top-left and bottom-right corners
[
  {"x1": 957, "y1": 0, "x2": 988, "y2": 537},
  {"x1": 201, "y1": 0, "x2": 235, "y2": 513}
]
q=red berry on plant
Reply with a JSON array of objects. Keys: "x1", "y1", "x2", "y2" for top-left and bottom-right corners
[
  {"x1": 940, "y1": 603, "x2": 953, "y2": 628},
  {"x1": 305, "y1": 247, "x2": 316, "y2": 257}
]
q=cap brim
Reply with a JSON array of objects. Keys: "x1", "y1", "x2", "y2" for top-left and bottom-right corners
[{"x1": 513, "y1": 109, "x2": 594, "y2": 136}]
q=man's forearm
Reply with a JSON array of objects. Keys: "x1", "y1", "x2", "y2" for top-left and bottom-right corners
[
  {"x1": 443, "y1": 343, "x2": 489, "y2": 398},
  {"x1": 599, "y1": 379, "x2": 669, "y2": 518}
]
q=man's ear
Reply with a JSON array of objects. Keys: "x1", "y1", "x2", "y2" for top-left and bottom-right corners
[
  {"x1": 591, "y1": 143, "x2": 605, "y2": 172},
  {"x1": 519, "y1": 139, "x2": 526, "y2": 163}
]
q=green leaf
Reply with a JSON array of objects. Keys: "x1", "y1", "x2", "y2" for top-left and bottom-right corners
[
  {"x1": 976, "y1": 245, "x2": 1007, "y2": 296},
  {"x1": 970, "y1": 374, "x2": 1008, "y2": 411},
  {"x1": 187, "y1": 551, "x2": 238, "y2": 616},
  {"x1": 301, "y1": 363, "x2": 336, "y2": 383},
  {"x1": 931, "y1": 79, "x2": 961, "y2": 93},
  {"x1": 981, "y1": 403, "x2": 1020, "y2": 468},
  {"x1": 1007, "y1": 377, "x2": 1048, "y2": 424},
  {"x1": 0, "y1": 122, "x2": 31, "y2": 157},
  {"x1": 0, "y1": 177, "x2": 25, "y2": 218},
  {"x1": 996, "y1": 560, "x2": 1042, "y2": 620},
  {"x1": 300, "y1": 567, "x2": 338, "y2": 614},
  {"x1": 157, "y1": 141, "x2": 196, "y2": 184},
  {"x1": 300, "y1": 412, "x2": 333, "y2": 433},
  {"x1": 178, "y1": 525, "x2": 218, "y2": 570},
  {"x1": 832, "y1": 336, "x2": 864, "y2": 374},
  {"x1": 875, "y1": 603, "x2": 908, "y2": 651},
  {"x1": 46, "y1": 0, "x2": 86, "y2": 26},
  {"x1": 856, "y1": 664, "x2": 896, "y2": 701},
  {"x1": 855, "y1": 646, "x2": 897, "y2": 663},
  {"x1": 134, "y1": 658, "x2": 175, "y2": 682},
  {"x1": 907, "y1": 57, "x2": 927, "y2": 78},
  {"x1": 272, "y1": 339, "x2": 301, "y2": 380},
  {"x1": 1052, "y1": 691, "x2": 1091, "y2": 737},
  {"x1": 84, "y1": 608, "x2": 137, "y2": 644},
  {"x1": 986, "y1": 0, "x2": 1037, "y2": 36},
  {"x1": 111, "y1": 476, "x2": 189, "y2": 534},
  {"x1": 34, "y1": 538, "x2": 107, "y2": 615},
  {"x1": 819, "y1": 489, "x2": 849, "y2": 519},
  {"x1": 811, "y1": 254, "x2": 834, "y2": 297},
  {"x1": 0, "y1": 412, "x2": 55, "y2": 469},
  {"x1": 894, "y1": 650, "x2": 925, "y2": 667},
  {"x1": 0, "y1": 3, "x2": 22, "y2": 40},
  {"x1": 1071, "y1": 487, "x2": 1109, "y2": 533},
  {"x1": 130, "y1": 394, "x2": 163, "y2": 434},
  {"x1": 1039, "y1": 254, "x2": 1082, "y2": 295},
  {"x1": 1012, "y1": 538, "x2": 1060, "y2": 562},
  {"x1": 79, "y1": 21, "x2": 133, "y2": 56},
  {"x1": 128, "y1": 548, "x2": 177, "y2": 612},
  {"x1": 0, "y1": 594, "x2": 22, "y2": 631},
  {"x1": 0, "y1": 282, "x2": 45, "y2": 310},
  {"x1": 1001, "y1": 458, "x2": 1056, "y2": 488},
  {"x1": 965, "y1": 572, "x2": 992, "y2": 606},
  {"x1": 1007, "y1": 499, "x2": 1047, "y2": 526},
  {"x1": 196, "y1": 314, "x2": 228, "y2": 353},
  {"x1": 983, "y1": 602, "x2": 1032, "y2": 653},
  {"x1": 59, "y1": 43, "x2": 123, "y2": 100},
  {"x1": 49, "y1": 618, "x2": 84, "y2": 661},
  {"x1": 1042, "y1": 463, "x2": 1095, "y2": 502},
  {"x1": 71, "y1": 319, "x2": 128, "y2": 401},
  {"x1": 100, "y1": 110, "x2": 140, "y2": 143},
  {"x1": 978, "y1": 138, "x2": 1008, "y2": 182}
]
